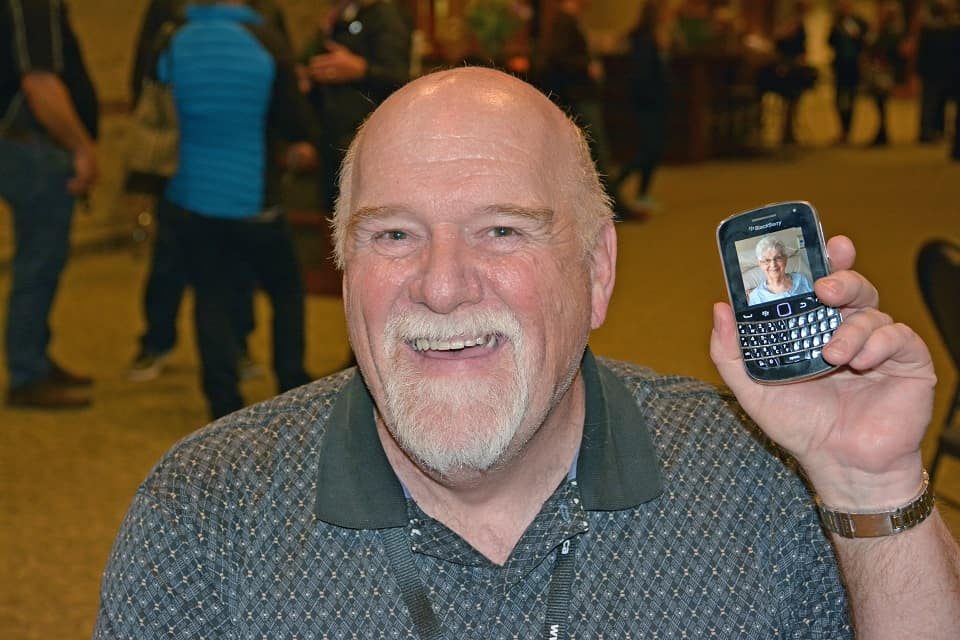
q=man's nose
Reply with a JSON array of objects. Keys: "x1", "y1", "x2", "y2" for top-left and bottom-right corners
[{"x1": 410, "y1": 231, "x2": 483, "y2": 314}]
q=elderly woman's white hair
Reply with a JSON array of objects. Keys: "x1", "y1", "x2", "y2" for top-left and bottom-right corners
[{"x1": 754, "y1": 236, "x2": 788, "y2": 262}]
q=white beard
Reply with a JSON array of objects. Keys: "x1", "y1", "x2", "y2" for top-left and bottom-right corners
[{"x1": 380, "y1": 309, "x2": 528, "y2": 475}]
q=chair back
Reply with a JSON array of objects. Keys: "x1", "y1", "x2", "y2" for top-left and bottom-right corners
[{"x1": 917, "y1": 239, "x2": 960, "y2": 369}]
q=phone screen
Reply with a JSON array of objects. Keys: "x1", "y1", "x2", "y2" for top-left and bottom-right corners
[
  {"x1": 717, "y1": 201, "x2": 841, "y2": 383},
  {"x1": 733, "y1": 227, "x2": 813, "y2": 308}
]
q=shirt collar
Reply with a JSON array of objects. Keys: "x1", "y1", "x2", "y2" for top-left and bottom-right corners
[{"x1": 314, "y1": 348, "x2": 663, "y2": 529}]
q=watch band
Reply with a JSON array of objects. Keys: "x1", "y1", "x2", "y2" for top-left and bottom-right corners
[{"x1": 816, "y1": 470, "x2": 934, "y2": 538}]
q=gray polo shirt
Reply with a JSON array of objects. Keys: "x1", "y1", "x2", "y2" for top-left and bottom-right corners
[{"x1": 94, "y1": 350, "x2": 851, "y2": 639}]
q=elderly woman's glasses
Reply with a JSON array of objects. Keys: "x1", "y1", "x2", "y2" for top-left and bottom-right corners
[{"x1": 759, "y1": 256, "x2": 787, "y2": 266}]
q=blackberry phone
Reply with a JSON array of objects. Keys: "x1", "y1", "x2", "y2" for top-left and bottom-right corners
[{"x1": 717, "y1": 201, "x2": 842, "y2": 383}]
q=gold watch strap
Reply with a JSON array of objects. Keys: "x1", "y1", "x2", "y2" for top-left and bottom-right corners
[{"x1": 816, "y1": 470, "x2": 934, "y2": 538}]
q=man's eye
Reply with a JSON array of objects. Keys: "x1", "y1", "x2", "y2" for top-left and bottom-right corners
[
  {"x1": 489, "y1": 227, "x2": 516, "y2": 238},
  {"x1": 378, "y1": 230, "x2": 408, "y2": 241}
]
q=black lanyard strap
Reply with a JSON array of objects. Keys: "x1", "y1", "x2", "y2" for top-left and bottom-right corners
[
  {"x1": 382, "y1": 527, "x2": 445, "y2": 640},
  {"x1": 381, "y1": 528, "x2": 581, "y2": 640},
  {"x1": 542, "y1": 536, "x2": 579, "y2": 640}
]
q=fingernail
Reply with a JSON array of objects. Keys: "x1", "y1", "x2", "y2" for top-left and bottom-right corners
[
  {"x1": 819, "y1": 278, "x2": 840, "y2": 296},
  {"x1": 824, "y1": 336, "x2": 844, "y2": 357}
]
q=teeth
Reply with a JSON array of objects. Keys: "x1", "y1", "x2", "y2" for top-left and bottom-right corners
[{"x1": 410, "y1": 334, "x2": 500, "y2": 352}]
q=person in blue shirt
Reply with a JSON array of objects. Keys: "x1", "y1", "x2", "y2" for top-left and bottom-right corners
[
  {"x1": 157, "y1": 0, "x2": 318, "y2": 418},
  {"x1": 747, "y1": 236, "x2": 812, "y2": 305}
]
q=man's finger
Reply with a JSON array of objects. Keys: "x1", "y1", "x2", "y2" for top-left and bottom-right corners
[
  {"x1": 814, "y1": 269, "x2": 880, "y2": 313},
  {"x1": 821, "y1": 307, "x2": 893, "y2": 366},
  {"x1": 710, "y1": 302, "x2": 754, "y2": 396},
  {"x1": 825, "y1": 235, "x2": 855, "y2": 271},
  {"x1": 847, "y1": 322, "x2": 932, "y2": 373}
]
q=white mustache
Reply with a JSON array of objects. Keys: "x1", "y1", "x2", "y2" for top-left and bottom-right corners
[{"x1": 385, "y1": 309, "x2": 523, "y2": 347}]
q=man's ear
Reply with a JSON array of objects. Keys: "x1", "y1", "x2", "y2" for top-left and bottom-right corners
[{"x1": 589, "y1": 220, "x2": 617, "y2": 330}]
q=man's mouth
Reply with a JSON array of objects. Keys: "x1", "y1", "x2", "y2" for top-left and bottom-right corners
[{"x1": 408, "y1": 333, "x2": 502, "y2": 353}]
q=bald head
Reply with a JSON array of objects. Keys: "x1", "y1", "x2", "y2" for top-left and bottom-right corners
[{"x1": 332, "y1": 67, "x2": 611, "y2": 268}]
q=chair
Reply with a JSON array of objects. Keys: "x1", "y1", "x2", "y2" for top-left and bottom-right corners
[{"x1": 916, "y1": 239, "x2": 960, "y2": 484}]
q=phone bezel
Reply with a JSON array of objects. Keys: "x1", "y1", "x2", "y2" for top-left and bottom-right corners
[{"x1": 716, "y1": 201, "x2": 839, "y2": 384}]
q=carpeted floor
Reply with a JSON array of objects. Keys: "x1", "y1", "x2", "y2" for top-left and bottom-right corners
[{"x1": 1, "y1": 141, "x2": 959, "y2": 639}]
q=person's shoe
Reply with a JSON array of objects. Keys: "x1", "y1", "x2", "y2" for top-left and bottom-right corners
[
  {"x1": 49, "y1": 361, "x2": 93, "y2": 387},
  {"x1": 238, "y1": 353, "x2": 265, "y2": 381},
  {"x1": 126, "y1": 350, "x2": 172, "y2": 381},
  {"x1": 7, "y1": 377, "x2": 91, "y2": 409}
]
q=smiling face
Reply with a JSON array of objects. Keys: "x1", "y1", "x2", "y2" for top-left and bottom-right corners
[
  {"x1": 338, "y1": 68, "x2": 615, "y2": 476},
  {"x1": 759, "y1": 248, "x2": 787, "y2": 284}
]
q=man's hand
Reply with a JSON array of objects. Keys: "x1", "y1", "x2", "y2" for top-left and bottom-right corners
[
  {"x1": 68, "y1": 144, "x2": 99, "y2": 196},
  {"x1": 710, "y1": 235, "x2": 936, "y2": 510},
  {"x1": 308, "y1": 42, "x2": 368, "y2": 84}
]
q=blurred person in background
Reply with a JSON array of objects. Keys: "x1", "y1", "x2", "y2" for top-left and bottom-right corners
[
  {"x1": 297, "y1": 0, "x2": 411, "y2": 214},
  {"x1": 916, "y1": 0, "x2": 956, "y2": 143},
  {"x1": 865, "y1": 0, "x2": 908, "y2": 147},
  {"x1": 611, "y1": 0, "x2": 673, "y2": 216},
  {"x1": 764, "y1": 0, "x2": 816, "y2": 147},
  {"x1": 124, "y1": 0, "x2": 290, "y2": 381},
  {"x1": 1, "y1": 0, "x2": 98, "y2": 408},
  {"x1": 153, "y1": 0, "x2": 318, "y2": 418},
  {"x1": 534, "y1": 0, "x2": 633, "y2": 217},
  {"x1": 828, "y1": 0, "x2": 869, "y2": 144}
]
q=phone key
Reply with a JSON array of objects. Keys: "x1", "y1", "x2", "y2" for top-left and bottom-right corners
[
  {"x1": 817, "y1": 309, "x2": 826, "y2": 321},
  {"x1": 803, "y1": 339, "x2": 811, "y2": 349},
  {"x1": 768, "y1": 358, "x2": 779, "y2": 367},
  {"x1": 798, "y1": 315, "x2": 807, "y2": 327},
  {"x1": 788, "y1": 317, "x2": 798, "y2": 328},
  {"x1": 800, "y1": 327, "x2": 809, "y2": 338},
  {"x1": 822, "y1": 332, "x2": 831, "y2": 344},
  {"x1": 819, "y1": 320, "x2": 828, "y2": 332},
  {"x1": 813, "y1": 335, "x2": 822, "y2": 347},
  {"x1": 826, "y1": 307, "x2": 837, "y2": 317},
  {"x1": 811, "y1": 348, "x2": 821, "y2": 360},
  {"x1": 829, "y1": 316, "x2": 839, "y2": 329},
  {"x1": 785, "y1": 353, "x2": 804, "y2": 364}
]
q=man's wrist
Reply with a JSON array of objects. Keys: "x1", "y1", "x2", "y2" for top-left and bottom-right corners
[{"x1": 816, "y1": 469, "x2": 935, "y2": 538}]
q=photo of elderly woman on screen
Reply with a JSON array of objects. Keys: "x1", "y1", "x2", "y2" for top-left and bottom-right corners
[{"x1": 747, "y1": 236, "x2": 813, "y2": 305}]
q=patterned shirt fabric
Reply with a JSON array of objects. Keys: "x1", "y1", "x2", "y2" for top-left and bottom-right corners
[{"x1": 94, "y1": 350, "x2": 851, "y2": 639}]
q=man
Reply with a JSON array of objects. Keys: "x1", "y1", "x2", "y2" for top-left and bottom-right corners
[
  {"x1": 94, "y1": 68, "x2": 960, "y2": 638},
  {"x1": 0, "y1": 0, "x2": 98, "y2": 408},
  {"x1": 299, "y1": 0, "x2": 411, "y2": 212}
]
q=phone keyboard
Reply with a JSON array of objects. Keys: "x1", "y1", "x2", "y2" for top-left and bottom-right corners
[{"x1": 737, "y1": 299, "x2": 841, "y2": 369}]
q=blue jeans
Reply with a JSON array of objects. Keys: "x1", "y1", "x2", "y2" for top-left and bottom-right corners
[{"x1": 0, "y1": 137, "x2": 75, "y2": 388}]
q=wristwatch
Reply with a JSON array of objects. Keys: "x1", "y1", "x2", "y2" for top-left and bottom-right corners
[{"x1": 816, "y1": 470, "x2": 935, "y2": 538}]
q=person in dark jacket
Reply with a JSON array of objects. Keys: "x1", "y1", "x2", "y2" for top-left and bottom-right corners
[
  {"x1": 534, "y1": 0, "x2": 629, "y2": 215},
  {"x1": 298, "y1": 0, "x2": 411, "y2": 212},
  {"x1": 916, "y1": 0, "x2": 956, "y2": 143},
  {"x1": 827, "y1": 0, "x2": 869, "y2": 143},
  {"x1": 612, "y1": 0, "x2": 672, "y2": 214},
  {"x1": 865, "y1": 0, "x2": 907, "y2": 146},
  {"x1": 158, "y1": 0, "x2": 317, "y2": 418}
]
